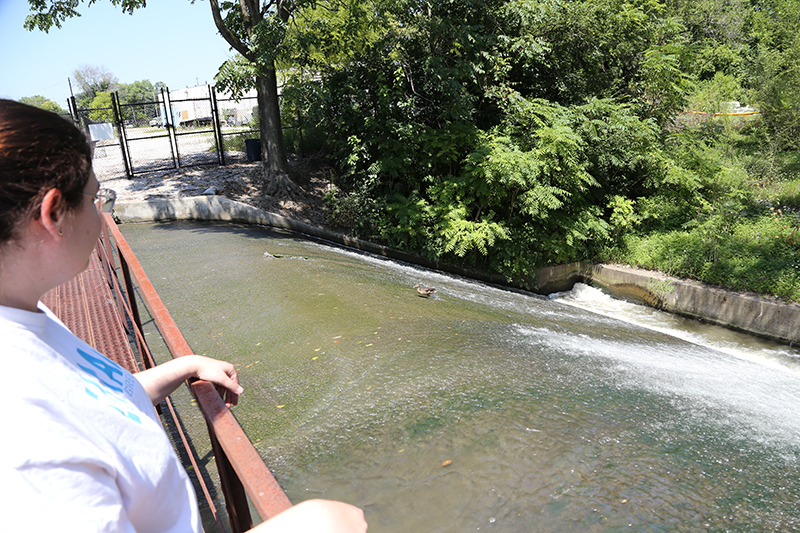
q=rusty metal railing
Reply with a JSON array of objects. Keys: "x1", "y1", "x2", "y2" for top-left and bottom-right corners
[{"x1": 97, "y1": 212, "x2": 293, "y2": 532}]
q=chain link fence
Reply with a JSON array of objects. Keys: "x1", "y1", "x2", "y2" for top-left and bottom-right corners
[{"x1": 68, "y1": 86, "x2": 260, "y2": 181}]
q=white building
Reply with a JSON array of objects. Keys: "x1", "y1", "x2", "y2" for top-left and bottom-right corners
[{"x1": 156, "y1": 84, "x2": 259, "y2": 127}]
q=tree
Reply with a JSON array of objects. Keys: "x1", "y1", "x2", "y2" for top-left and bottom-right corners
[
  {"x1": 744, "y1": 0, "x2": 800, "y2": 153},
  {"x1": 119, "y1": 79, "x2": 163, "y2": 124},
  {"x1": 88, "y1": 92, "x2": 114, "y2": 122},
  {"x1": 19, "y1": 95, "x2": 66, "y2": 114},
  {"x1": 207, "y1": 0, "x2": 311, "y2": 198},
  {"x1": 119, "y1": 79, "x2": 156, "y2": 103},
  {"x1": 71, "y1": 64, "x2": 120, "y2": 108},
  {"x1": 24, "y1": 0, "x2": 308, "y2": 199},
  {"x1": 293, "y1": 0, "x2": 695, "y2": 280}
]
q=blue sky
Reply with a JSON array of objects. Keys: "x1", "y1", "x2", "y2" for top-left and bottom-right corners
[{"x1": 0, "y1": 0, "x2": 234, "y2": 108}]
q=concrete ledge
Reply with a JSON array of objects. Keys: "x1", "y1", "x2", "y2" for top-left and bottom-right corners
[
  {"x1": 534, "y1": 262, "x2": 800, "y2": 345},
  {"x1": 115, "y1": 196, "x2": 800, "y2": 346},
  {"x1": 114, "y1": 196, "x2": 510, "y2": 285}
]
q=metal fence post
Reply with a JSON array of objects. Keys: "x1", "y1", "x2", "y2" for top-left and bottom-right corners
[
  {"x1": 211, "y1": 85, "x2": 226, "y2": 166},
  {"x1": 111, "y1": 92, "x2": 133, "y2": 179},
  {"x1": 68, "y1": 96, "x2": 78, "y2": 123},
  {"x1": 162, "y1": 87, "x2": 180, "y2": 170}
]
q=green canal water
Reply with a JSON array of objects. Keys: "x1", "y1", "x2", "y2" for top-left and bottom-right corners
[{"x1": 120, "y1": 221, "x2": 800, "y2": 532}]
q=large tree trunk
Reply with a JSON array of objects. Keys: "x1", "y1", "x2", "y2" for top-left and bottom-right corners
[
  {"x1": 256, "y1": 69, "x2": 287, "y2": 173},
  {"x1": 207, "y1": 0, "x2": 303, "y2": 200},
  {"x1": 255, "y1": 68, "x2": 304, "y2": 199}
]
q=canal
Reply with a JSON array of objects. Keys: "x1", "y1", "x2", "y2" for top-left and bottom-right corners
[{"x1": 121, "y1": 220, "x2": 800, "y2": 532}]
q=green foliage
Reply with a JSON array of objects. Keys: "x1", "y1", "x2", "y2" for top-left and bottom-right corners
[
  {"x1": 88, "y1": 92, "x2": 113, "y2": 122},
  {"x1": 29, "y1": 0, "x2": 800, "y2": 299},
  {"x1": 213, "y1": 1, "x2": 313, "y2": 98},
  {"x1": 118, "y1": 79, "x2": 161, "y2": 125},
  {"x1": 608, "y1": 195, "x2": 639, "y2": 237},
  {"x1": 688, "y1": 72, "x2": 743, "y2": 113},
  {"x1": 280, "y1": 76, "x2": 329, "y2": 154},
  {"x1": 324, "y1": 178, "x2": 384, "y2": 237},
  {"x1": 215, "y1": 55, "x2": 259, "y2": 100},
  {"x1": 118, "y1": 79, "x2": 158, "y2": 104},
  {"x1": 380, "y1": 192, "x2": 433, "y2": 251},
  {"x1": 750, "y1": 35, "x2": 800, "y2": 152},
  {"x1": 611, "y1": 207, "x2": 800, "y2": 301},
  {"x1": 25, "y1": 0, "x2": 145, "y2": 32},
  {"x1": 636, "y1": 41, "x2": 695, "y2": 124},
  {"x1": 493, "y1": 0, "x2": 693, "y2": 120},
  {"x1": 212, "y1": 4, "x2": 298, "y2": 97},
  {"x1": 285, "y1": 0, "x2": 705, "y2": 283},
  {"x1": 70, "y1": 65, "x2": 120, "y2": 109},
  {"x1": 18, "y1": 95, "x2": 66, "y2": 114}
]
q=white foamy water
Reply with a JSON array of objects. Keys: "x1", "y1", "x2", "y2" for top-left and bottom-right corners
[{"x1": 552, "y1": 282, "x2": 800, "y2": 372}]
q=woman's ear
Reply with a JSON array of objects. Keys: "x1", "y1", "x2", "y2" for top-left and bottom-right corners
[{"x1": 38, "y1": 188, "x2": 65, "y2": 238}]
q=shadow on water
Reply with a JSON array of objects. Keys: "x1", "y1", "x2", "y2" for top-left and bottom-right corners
[{"x1": 121, "y1": 220, "x2": 800, "y2": 532}]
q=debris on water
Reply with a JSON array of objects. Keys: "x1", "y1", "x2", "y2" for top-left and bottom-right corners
[{"x1": 263, "y1": 251, "x2": 307, "y2": 260}]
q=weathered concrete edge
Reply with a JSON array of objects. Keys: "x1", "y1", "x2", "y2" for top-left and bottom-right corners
[
  {"x1": 535, "y1": 263, "x2": 800, "y2": 345},
  {"x1": 114, "y1": 196, "x2": 511, "y2": 285},
  {"x1": 115, "y1": 196, "x2": 800, "y2": 346}
]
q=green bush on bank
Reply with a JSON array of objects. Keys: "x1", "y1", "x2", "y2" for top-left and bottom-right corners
[
  {"x1": 318, "y1": 102, "x2": 800, "y2": 300},
  {"x1": 277, "y1": 0, "x2": 800, "y2": 302},
  {"x1": 600, "y1": 132, "x2": 800, "y2": 302}
]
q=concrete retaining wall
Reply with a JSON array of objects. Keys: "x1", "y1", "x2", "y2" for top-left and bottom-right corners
[
  {"x1": 533, "y1": 264, "x2": 800, "y2": 346},
  {"x1": 115, "y1": 196, "x2": 800, "y2": 346}
]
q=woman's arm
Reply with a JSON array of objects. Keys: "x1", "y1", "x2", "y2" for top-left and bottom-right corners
[
  {"x1": 133, "y1": 355, "x2": 243, "y2": 406},
  {"x1": 136, "y1": 361, "x2": 367, "y2": 532}
]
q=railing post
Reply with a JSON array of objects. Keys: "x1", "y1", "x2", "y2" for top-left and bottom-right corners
[
  {"x1": 68, "y1": 96, "x2": 78, "y2": 123},
  {"x1": 117, "y1": 250, "x2": 148, "y2": 367},
  {"x1": 97, "y1": 224, "x2": 129, "y2": 335},
  {"x1": 207, "y1": 422, "x2": 254, "y2": 533}
]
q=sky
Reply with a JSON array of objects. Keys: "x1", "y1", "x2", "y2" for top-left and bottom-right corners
[{"x1": 0, "y1": 0, "x2": 235, "y2": 108}]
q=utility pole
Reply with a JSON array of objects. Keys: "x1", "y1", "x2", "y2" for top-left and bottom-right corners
[{"x1": 67, "y1": 77, "x2": 76, "y2": 120}]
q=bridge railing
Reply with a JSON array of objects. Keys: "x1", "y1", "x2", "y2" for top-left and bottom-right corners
[{"x1": 97, "y1": 212, "x2": 292, "y2": 532}]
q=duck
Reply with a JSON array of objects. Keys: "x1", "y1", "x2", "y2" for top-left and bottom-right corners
[{"x1": 413, "y1": 284, "x2": 437, "y2": 298}]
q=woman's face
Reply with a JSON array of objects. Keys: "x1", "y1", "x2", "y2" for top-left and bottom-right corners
[{"x1": 63, "y1": 171, "x2": 103, "y2": 276}]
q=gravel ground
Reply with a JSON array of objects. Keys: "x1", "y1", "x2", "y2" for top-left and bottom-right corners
[{"x1": 100, "y1": 159, "x2": 335, "y2": 228}]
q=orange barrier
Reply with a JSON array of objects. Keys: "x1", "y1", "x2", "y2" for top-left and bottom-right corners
[
  {"x1": 684, "y1": 110, "x2": 759, "y2": 116},
  {"x1": 99, "y1": 213, "x2": 293, "y2": 532}
]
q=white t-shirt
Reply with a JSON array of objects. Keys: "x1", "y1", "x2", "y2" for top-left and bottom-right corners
[{"x1": 0, "y1": 302, "x2": 202, "y2": 532}]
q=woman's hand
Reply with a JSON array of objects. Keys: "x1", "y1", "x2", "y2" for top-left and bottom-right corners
[
  {"x1": 250, "y1": 500, "x2": 367, "y2": 533},
  {"x1": 191, "y1": 355, "x2": 243, "y2": 406},
  {"x1": 134, "y1": 354, "x2": 243, "y2": 406}
]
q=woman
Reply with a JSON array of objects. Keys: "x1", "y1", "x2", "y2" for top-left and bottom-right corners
[{"x1": 0, "y1": 99, "x2": 366, "y2": 532}]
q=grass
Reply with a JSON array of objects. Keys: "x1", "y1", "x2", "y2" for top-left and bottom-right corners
[{"x1": 603, "y1": 116, "x2": 800, "y2": 303}]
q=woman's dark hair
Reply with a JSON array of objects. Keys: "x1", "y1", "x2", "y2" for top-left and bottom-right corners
[{"x1": 0, "y1": 99, "x2": 92, "y2": 246}]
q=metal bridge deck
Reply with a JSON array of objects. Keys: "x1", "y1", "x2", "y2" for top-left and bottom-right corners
[{"x1": 41, "y1": 247, "x2": 139, "y2": 374}]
